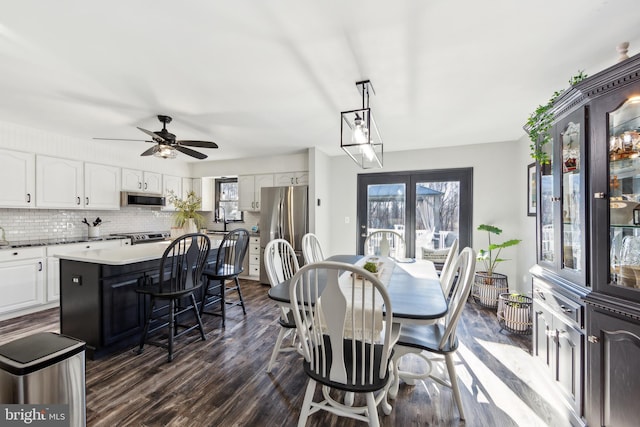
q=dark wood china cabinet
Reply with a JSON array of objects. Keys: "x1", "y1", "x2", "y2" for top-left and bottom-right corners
[{"x1": 530, "y1": 53, "x2": 640, "y2": 426}]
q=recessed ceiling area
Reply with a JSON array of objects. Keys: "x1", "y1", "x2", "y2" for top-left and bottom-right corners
[{"x1": 0, "y1": 1, "x2": 638, "y2": 161}]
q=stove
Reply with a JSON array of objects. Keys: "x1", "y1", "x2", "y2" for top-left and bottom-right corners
[{"x1": 113, "y1": 231, "x2": 170, "y2": 245}]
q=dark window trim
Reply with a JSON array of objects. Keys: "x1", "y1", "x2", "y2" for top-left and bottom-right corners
[
  {"x1": 356, "y1": 167, "x2": 473, "y2": 257},
  {"x1": 215, "y1": 177, "x2": 244, "y2": 222}
]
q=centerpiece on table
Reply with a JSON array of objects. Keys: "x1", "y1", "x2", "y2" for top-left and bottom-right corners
[{"x1": 167, "y1": 190, "x2": 206, "y2": 237}]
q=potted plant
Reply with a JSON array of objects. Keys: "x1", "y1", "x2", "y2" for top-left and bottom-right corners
[
  {"x1": 167, "y1": 190, "x2": 206, "y2": 235},
  {"x1": 473, "y1": 224, "x2": 521, "y2": 308},
  {"x1": 497, "y1": 293, "x2": 533, "y2": 334},
  {"x1": 526, "y1": 71, "x2": 588, "y2": 165}
]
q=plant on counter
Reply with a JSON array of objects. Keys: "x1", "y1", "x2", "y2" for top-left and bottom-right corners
[
  {"x1": 476, "y1": 224, "x2": 521, "y2": 277},
  {"x1": 526, "y1": 70, "x2": 588, "y2": 164},
  {"x1": 167, "y1": 190, "x2": 206, "y2": 229}
]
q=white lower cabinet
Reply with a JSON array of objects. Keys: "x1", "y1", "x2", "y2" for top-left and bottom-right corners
[
  {"x1": 46, "y1": 239, "x2": 124, "y2": 302},
  {"x1": 247, "y1": 236, "x2": 260, "y2": 279},
  {"x1": 0, "y1": 247, "x2": 45, "y2": 318}
]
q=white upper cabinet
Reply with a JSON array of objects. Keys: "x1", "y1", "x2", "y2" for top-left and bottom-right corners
[
  {"x1": 122, "y1": 168, "x2": 143, "y2": 192},
  {"x1": 181, "y1": 177, "x2": 193, "y2": 199},
  {"x1": 84, "y1": 163, "x2": 121, "y2": 210},
  {"x1": 36, "y1": 155, "x2": 84, "y2": 209},
  {"x1": 162, "y1": 175, "x2": 182, "y2": 211},
  {"x1": 274, "y1": 171, "x2": 309, "y2": 186},
  {"x1": 238, "y1": 174, "x2": 274, "y2": 211},
  {"x1": 121, "y1": 168, "x2": 162, "y2": 194},
  {"x1": 144, "y1": 171, "x2": 162, "y2": 194},
  {"x1": 192, "y1": 177, "x2": 213, "y2": 211},
  {"x1": 0, "y1": 149, "x2": 35, "y2": 208}
]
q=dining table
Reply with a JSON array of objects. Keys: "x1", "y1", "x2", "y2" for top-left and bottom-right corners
[
  {"x1": 267, "y1": 254, "x2": 447, "y2": 325},
  {"x1": 267, "y1": 254, "x2": 448, "y2": 408}
]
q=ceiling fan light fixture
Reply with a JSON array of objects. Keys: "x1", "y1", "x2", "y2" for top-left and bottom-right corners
[
  {"x1": 153, "y1": 144, "x2": 178, "y2": 159},
  {"x1": 341, "y1": 80, "x2": 383, "y2": 169}
]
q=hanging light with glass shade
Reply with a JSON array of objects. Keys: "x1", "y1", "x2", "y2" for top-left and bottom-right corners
[
  {"x1": 153, "y1": 144, "x2": 178, "y2": 159},
  {"x1": 341, "y1": 80, "x2": 383, "y2": 168}
]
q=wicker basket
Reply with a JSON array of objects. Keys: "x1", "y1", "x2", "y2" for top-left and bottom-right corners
[
  {"x1": 497, "y1": 293, "x2": 532, "y2": 334},
  {"x1": 472, "y1": 272, "x2": 508, "y2": 308}
]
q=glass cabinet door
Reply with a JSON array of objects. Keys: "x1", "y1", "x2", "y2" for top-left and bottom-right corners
[
  {"x1": 537, "y1": 108, "x2": 586, "y2": 283},
  {"x1": 559, "y1": 114, "x2": 584, "y2": 278},
  {"x1": 609, "y1": 95, "x2": 640, "y2": 290},
  {"x1": 540, "y1": 135, "x2": 556, "y2": 265}
]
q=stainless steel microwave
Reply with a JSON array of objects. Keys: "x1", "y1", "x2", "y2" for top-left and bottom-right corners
[{"x1": 120, "y1": 192, "x2": 166, "y2": 207}]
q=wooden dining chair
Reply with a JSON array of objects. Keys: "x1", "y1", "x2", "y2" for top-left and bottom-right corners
[
  {"x1": 264, "y1": 238, "x2": 301, "y2": 373},
  {"x1": 364, "y1": 230, "x2": 406, "y2": 258},
  {"x1": 200, "y1": 229, "x2": 250, "y2": 327},
  {"x1": 289, "y1": 261, "x2": 400, "y2": 426},
  {"x1": 440, "y1": 238, "x2": 459, "y2": 296},
  {"x1": 135, "y1": 233, "x2": 211, "y2": 362},
  {"x1": 389, "y1": 246, "x2": 476, "y2": 420},
  {"x1": 301, "y1": 232, "x2": 324, "y2": 264}
]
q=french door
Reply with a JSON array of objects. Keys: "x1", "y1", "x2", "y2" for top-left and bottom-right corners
[{"x1": 356, "y1": 168, "x2": 473, "y2": 258}]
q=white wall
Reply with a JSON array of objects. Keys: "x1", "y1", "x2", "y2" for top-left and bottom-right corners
[
  {"x1": 309, "y1": 148, "x2": 331, "y2": 254},
  {"x1": 189, "y1": 152, "x2": 308, "y2": 178},
  {"x1": 0, "y1": 120, "x2": 191, "y2": 176},
  {"x1": 327, "y1": 140, "x2": 537, "y2": 294}
]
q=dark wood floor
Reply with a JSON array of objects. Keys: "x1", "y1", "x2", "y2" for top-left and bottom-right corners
[{"x1": 0, "y1": 281, "x2": 573, "y2": 426}]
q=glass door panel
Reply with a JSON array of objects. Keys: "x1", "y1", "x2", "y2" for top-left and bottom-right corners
[
  {"x1": 415, "y1": 181, "x2": 460, "y2": 259},
  {"x1": 365, "y1": 183, "x2": 406, "y2": 239},
  {"x1": 540, "y1": 137, "x2": 555, "y2": 264},
  {"x1": 609, "y1": 96, "x2": 640, "y2": 289},
  {"x1": 561, "y1": 121, "x2": 582, "y2": 273}
]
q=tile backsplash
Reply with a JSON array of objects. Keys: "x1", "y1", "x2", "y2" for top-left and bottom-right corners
[{"x1": 0, "y1": 208, "x2": 260, "y2": 242}]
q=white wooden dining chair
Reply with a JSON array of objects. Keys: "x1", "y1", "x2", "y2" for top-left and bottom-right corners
[
  {"x1": 364, "y1": 230, "x2": 406, "y2": 258},
  {"x1": 289, "y1": 261, "x2": 400, "y2": 426},
  {"x1": 439, "y1": 238, "x2": 459, "y2": 296},
  {"x1": 264, "y1": 238, "x2": 301, "y2": 373},
  {"x1": 301, "y1": 233, "x2": 324, "y2": 264},
  {"x1": 389, "y1": 247, "x2": 476, "y2": 421}
]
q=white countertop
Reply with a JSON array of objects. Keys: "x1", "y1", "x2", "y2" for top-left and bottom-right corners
[{"x1": 56, "y1": 239, "x2": 223, "y2": 265}]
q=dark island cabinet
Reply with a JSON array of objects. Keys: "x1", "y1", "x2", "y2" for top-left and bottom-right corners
[
  {"x1": 529, "y1": 53, "x2": 640, "y2": 426},
  {"x1": 60, "y1": 258, "x2": 161, "y2": 358},
  {"x1": 59, "y1": 248, "x2": 217, "y2": 359}
]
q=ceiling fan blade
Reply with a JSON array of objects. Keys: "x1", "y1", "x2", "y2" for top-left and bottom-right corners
[
  {"x1": 140, "y1": 146, "x2": 157, "y2": 156},
  {"x1": 177, "y1": 140, "x2": 219, "y2": 149},
  {"x1": 137, "y1": 127, "x2": 164, "y2": 142},
  {"x1": 93, "y1": 137, "x2": 153, "y2": 142},
  {"x1": 175, "y1": 145, "x2": 208, "y2": 159}
]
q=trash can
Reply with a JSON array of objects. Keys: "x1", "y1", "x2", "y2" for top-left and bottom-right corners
[{"x1": 0, "y1": 332, "x2": 86, "y2": 427}]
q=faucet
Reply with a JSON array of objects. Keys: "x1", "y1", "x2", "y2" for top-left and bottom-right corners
[{"x1": 216, "y1": 207, "x2": 228, "y2": 232}]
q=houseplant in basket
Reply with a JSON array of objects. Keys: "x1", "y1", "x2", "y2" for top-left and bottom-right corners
[
  {"x1": 167, "y1": 190, "x2": 206, "y2": 236},
  {"x1": 473, "y1": 224, "x2": 521, "y2": 308}
]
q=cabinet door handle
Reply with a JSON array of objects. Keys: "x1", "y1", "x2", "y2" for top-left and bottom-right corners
[
  {"x1": 588, "y1": 335, "x2": 600, "y2": 344},
  {"x1": 256, "y1": 201, "x2": 259, "y2": 209},
  {"x1": 559, "y1": 304, "x2": 572, "y2": 314},
  {"x1": 38, "y1": 261, "x2": 42, "y2": 271},
  {"x1": 76, "y1": 196, "x2": 81, "y2": 205},
  {"x1": 26, "y1": 193, "x2": 31, "y2": 203},
  {"x1": 138, "y1": 182, "x2": 142, "y2": 189},
  {"x1": 144, "y1": 182, "x2": 148, "y2": 190},
  {"x1": 290, "y1": 177, "x2": 294, "y2": 184},
  {"x1": 86, "y1": 197, "x2": 89, "y2": 205},
  {"x1": 86, "y1": 245, "x2": 91, "y2": 249}
]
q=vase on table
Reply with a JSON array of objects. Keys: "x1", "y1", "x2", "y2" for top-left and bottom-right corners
[{"x1": 184, "y1": 218, "x2": 198, "y2": 234}]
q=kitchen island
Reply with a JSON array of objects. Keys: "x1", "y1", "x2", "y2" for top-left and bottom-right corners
[{"x1": 58, "y1": 239, "x2": 221, "y2": 359}]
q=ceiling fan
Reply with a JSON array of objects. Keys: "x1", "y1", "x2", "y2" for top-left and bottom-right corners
[{"x1": 94, "y1": 115, "x2": 218, "y2": 159}]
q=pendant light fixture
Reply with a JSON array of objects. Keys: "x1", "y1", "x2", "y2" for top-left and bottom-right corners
[{"x1": 341, "y1": 80, "x2": 383, "y2": 168}]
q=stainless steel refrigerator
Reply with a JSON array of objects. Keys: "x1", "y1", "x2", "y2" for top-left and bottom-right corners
[{"x1": 260, "y1": 185, "x2": 309, "y2": 284}]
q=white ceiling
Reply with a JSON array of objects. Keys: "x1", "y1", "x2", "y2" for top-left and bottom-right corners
[{"x1": 1, "y1": 1, "x2": 639, "y2": 162}]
